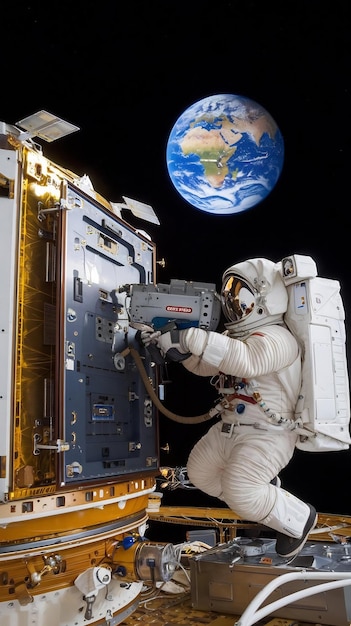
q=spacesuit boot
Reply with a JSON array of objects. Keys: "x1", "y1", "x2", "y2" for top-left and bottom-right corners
[{"x1": 261, "y1": 488, "x2": 317, "y2": 558}]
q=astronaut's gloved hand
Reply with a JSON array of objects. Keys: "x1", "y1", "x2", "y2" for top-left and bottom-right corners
[
  {"x1": 155, "y1": 328, "x2": 192, "y2": 362},
  {"x1": 139, "y1": 328, "x2": 161, "y2": 347},
  {"x1": 135, "y1": 327, "x2": 165, "y2": 364}
]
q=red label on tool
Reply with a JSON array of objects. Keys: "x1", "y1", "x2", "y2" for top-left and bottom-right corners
[{"x1": 166, "y1": 306, "x2": 192, "y2": 314}]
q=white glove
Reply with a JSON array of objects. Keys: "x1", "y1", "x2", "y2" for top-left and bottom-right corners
[
  {"x1": 136, "y1": 322, "x2": 191, "y2": 362},
  {"x1": 140, "y1": 328, "x2": 161, "y2": 347},
  {"x1": 154, "y1": 328, "x2": 191, "y2": 362},
  {"x1": 134, "y1": 325, "x2": 165, "y2": 364}
]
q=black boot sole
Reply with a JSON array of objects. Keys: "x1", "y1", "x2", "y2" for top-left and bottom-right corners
[{"x1": 276, "y1": 505, "x2": 318, "y2": 558}]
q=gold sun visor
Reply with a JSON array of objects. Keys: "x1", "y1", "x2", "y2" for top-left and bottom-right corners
[{"x1": 221, "y1": 275, "x2": 255, "y2": 323}]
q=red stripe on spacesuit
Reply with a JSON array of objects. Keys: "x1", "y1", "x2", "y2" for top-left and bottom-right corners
[{"x1": 226, "y1": 392, "x2": 257, "y2": 405}]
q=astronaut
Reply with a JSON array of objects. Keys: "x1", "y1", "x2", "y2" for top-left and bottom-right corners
[{"x1": 142, "y1": 257, "x2": 318, "y2": 558}]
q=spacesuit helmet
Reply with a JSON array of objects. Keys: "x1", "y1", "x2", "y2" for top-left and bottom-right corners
[{"x1": 221, "y1": 257, "x2": 288, "y2": 335}]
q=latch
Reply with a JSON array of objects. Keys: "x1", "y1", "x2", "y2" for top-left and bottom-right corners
[{"x1": 33, "y1": 434, "x2": 69, "y2": 455}]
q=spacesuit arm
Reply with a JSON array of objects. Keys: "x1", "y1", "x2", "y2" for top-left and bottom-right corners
[
  {"x1": 181, "y1": 353, "x2": 221, "y2": 377},
  {"x1": 181, "y1": 325, "x2": 299, "y2": 378}
]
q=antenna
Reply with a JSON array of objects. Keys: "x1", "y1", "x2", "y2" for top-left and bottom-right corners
[
  {"x1": 110, "y1": 196, "x2": 160, "y2": 225},
  {"x1": 16, "y1": 110, "x2": 80, "y2": 143}
]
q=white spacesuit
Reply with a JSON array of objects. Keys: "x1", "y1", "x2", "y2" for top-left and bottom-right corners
[{"x1": 143, "y1": 258, "x2": 318, "y2": 558}]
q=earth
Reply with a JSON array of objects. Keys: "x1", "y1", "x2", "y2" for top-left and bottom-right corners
[{"x1": 166, "y1": 94, "x2": 284, "y2": 215}]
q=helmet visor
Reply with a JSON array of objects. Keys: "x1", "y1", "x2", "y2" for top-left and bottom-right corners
[{"x1": 222, "y1": 275, "x2": 255, "y2": 322}]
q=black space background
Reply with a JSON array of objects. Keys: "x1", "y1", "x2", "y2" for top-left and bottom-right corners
[{"x1": 1, "y1": 1, "x2": 350, "y2": 525}]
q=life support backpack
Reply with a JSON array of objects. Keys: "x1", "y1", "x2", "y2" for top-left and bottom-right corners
[{"x1": 280, "y1": 254, "x2": 350, "y2": 452}]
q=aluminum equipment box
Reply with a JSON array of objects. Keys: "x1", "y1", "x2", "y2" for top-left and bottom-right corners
[{"x1": 190, "y1": 537, "x2": 351, "y2": 625}]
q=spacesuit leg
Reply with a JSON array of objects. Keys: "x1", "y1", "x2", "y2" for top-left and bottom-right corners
[
  {"x1": 187, "y1": 424, "x2": 228, "y2": 501},
  {"x1": 260, "y1": 488, "x2": 317, "y2": 558}
]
